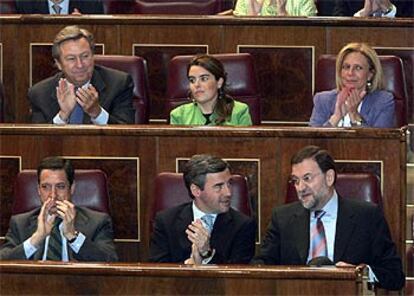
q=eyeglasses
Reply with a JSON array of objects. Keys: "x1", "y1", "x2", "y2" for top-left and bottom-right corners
[{"x1": 289, "y1": 172, "x2": 322, "y2": 186}]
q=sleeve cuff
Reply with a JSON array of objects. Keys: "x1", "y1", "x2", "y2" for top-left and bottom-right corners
[
  {"x1": 23, "y1": 238, "x2": 38, "y2": 259},
  {"x1": 67, "y1": 231, "x2": 86, "y2": 254},
  {"x1": 90, "y1": 108, "x2": 109, "y2": 125}
]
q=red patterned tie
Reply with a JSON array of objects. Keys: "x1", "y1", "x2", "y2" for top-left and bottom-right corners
[{"x1": 310, "y1": 210, "x2": 327, "y2": 258}]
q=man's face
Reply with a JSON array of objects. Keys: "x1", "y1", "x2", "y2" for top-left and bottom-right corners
[
  {"x1": 55, "y1": 37, "x2": 94, "y2": 87},
  {"x1": 192, "y1": 168, "x2": 232, "y2": 214},
  {"x1": 291, "y1": 158, "x2": 334, "y2": 211},
  {"x1": 37, "y1": 169, "x2": 74, "y2": 215}
]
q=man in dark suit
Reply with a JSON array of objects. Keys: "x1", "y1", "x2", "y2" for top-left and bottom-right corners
[
  {"x1": 29, "y1": 25, "x2": 134, "y2": 124},
  {"x1": 333, "y1": 0, "x2": 413, "y2": 17},
  {"x1": 149, "y1": 154, "x2": 256, "y2": 265},
  {"x1": 0, "y1": 157, "x2": 118, "y2": 262},
  {"x1": 15, "y1": 0, "x2": 104, "y2": 14},
  {"x1": 252, "y1": 145, "x2": 404, "y2": 291}
]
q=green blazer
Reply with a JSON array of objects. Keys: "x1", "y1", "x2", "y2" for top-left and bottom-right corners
[{"x1": 170, "y1": 100, "x2": 252, "y2": 126}]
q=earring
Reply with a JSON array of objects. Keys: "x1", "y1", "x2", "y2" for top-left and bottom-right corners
[{"x1": 366, "y1": 80, "x2": 372, "y2": 90}]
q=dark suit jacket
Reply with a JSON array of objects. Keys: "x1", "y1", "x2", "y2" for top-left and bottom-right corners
[
  {"x1": 29, "y1": 65, "x2": 135, "y2": 124},
  {"x1": 149, "y1": 202, "x2": 256, "y2": 264},
  {"x1": 333, "y1": 0, "x2": 414, "y2": 17},
  {"x1": 0, "y1": 206, "x2": 118, "y2": 262},
  {"x1": 252, "y1": 197, "x2": 404, "y2": 291},
  {"x1": 15, "y1": 0, "x2": 104, "y2": 14}
]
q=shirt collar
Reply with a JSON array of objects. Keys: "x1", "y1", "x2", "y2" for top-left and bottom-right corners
[
  {"x1": 192, "y1": 202, "x2": 218, "y2": 225},
  {"x1": 312, "y1": 190, "x2": 338, "y2": 219}
]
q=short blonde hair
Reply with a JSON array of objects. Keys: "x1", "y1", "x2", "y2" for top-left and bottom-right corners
[{"x1": 335, "y1": 42, "x2": 384, "y2": 92}]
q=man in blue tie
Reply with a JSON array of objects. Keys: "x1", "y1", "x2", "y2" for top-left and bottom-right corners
[
  {"x1": 28, "y1": 25, "x2": 134, "y2": 124},
  {"x1": 15, "y1": 0, "x2": 105, "y2": 15},
  {"x1": 252, "y1": 145, "x2": 404, "y2": 291},
  {"x1": 0, "y1": 157, "x2": 118, "y2": 262},
  {"x1": 149, "y1": 154, "x2": 256, "y2": 265}
]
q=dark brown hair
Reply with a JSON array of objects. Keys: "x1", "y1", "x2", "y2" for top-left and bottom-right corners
[{"x1": 187, "y1": 55, "x2": 234, "y2": 125}]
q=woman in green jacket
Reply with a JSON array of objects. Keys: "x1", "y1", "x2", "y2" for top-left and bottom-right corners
[{"x1": 170, "y1": 55, "x2": 252, "y2": 126}]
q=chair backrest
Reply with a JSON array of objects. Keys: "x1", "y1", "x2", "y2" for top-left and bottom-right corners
[
  {"x1": 94, "y1": 55, "x2": 150, "y2": 124},
  {"x1": 0, "y1": 80, "x2": 4, "y2": 123},
  {"x1": 151, "y1": 172, "x2": 252, "y2": 226},
  {"x1": 315, "y1": 54, "x2": 407, "y2": 127},
  {"x1": 285, "y1": 172, "x2": 382, "y2": 206},
  {"x1": 133, "y1": 0, "x2": 220, "y2": 14},
  {"x1": 12, "y1": 169, "x2": 110, "y2": 215},
  {"x1": 166, "y1": 53, "x2": 261, "y2": 124},
  {"x1": 0, "y1": 0, "x2": 17, "y2": 14}
]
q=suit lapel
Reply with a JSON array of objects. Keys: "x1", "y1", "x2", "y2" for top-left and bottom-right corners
[
  {"x1": 210, "y1": 210, "x2": 232, "y2": 248},
  {"x1": 291, "y1": 206, "x2": 310, "y2": 263},
  {"x1": 176, "y1": 204, "x2": 193, "y2": 255},
  {"x1": 334, "y1": 197, "x2": 356, "y2": 261}
]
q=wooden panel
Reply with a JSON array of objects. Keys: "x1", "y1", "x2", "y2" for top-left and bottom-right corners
[
  {"x1": 239, "y1": 46, "x2": 314, "y2": 123},
  {"x1": 0, "y1": 125, "x2": 405, "y2": 262},
  {"x1": 0, "y1": 262, "x2": 366, "y2": 295}
]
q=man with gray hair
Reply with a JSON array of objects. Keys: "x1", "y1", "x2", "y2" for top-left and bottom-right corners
[
  {"x1": 29, "y1": 25, "x2": 134, "y2": 125},
  {"x1": 150, "y1": 154, "x2": 256, "y2": 265}
]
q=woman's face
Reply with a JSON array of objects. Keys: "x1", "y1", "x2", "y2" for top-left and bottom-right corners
[
  {"x1": 188, "y1": 65, "x2": 223, "y2": 106},
  {"x1": 340, "y1": 52, "x2": 374, "y2": 92}
]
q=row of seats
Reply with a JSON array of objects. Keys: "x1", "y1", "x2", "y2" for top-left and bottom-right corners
[
  {"x1": 0, "y1": 0, "x2": 233, "y2": 15},
  {"x1": 12, "y1": 169, "x2": 382, "y2": 221},
  {"x1": 0, "y1": 53, "x2": 408, "y2": 126}
]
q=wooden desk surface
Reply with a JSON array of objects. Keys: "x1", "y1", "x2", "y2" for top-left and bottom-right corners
[{"x1": 0, "y1": 261, "x2": 367, "y2": 295}]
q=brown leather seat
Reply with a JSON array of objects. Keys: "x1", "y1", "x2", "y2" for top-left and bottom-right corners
[
  {"x1": 151, "y1": 172, "x2": 252, "y2": 228},
  {"x1": 166, "y1": 53, "x2": 261, "y2": 124},
  {"x1": 315, "y1": 54, "x2": 408, "y2": 127},
  {"x1": 12, "y1": 169, "x2": 110, "y2": 215},
  {"x1": 285, "y1": 172, "x2": 382, "y2": 206},
  {"x1": 94, "y1": 55, "x2": 150, "y2": 124}
]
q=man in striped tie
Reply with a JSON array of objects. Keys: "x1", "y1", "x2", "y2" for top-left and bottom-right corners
[
  {"x1": 252, "y1": 145, "x2": 404, "y2": 291},
  {"x1": 0, "y1": 157, "x2": 118, "y2": 262}
]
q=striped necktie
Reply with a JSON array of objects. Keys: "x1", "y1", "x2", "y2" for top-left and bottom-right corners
[
  {"x1": 52, "y1": 3, "x2": 61, "y2": 14},
  {"x1": 46, "y1": 218, "x2": 63, "y2": 261},
  {"x1": 310, "y1": 210, "x2": 328, "y2": 258}
]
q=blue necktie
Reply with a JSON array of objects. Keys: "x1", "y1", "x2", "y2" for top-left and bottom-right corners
[
  {"x1": 201, "y1": 214, "x2": 215, "y2": 234},
  {"x1": 69, "y1": 103, "x2": 83, "y2": 124}
]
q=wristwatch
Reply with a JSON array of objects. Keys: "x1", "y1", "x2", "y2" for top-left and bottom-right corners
[
  {"x1": 351, "y1": 118, "x2": 364, "y2": 126},
  {"x1": 200, "y1": 248, "x2": 213, "y2": 259}
]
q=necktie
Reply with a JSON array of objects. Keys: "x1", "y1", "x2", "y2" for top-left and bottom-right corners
[
  {"x1": 52, "y1": 4, "x2": 61, "y2": 14},
  {"x1": 201, "y1": 214, "x2": 215, "y2": 234},
  {"x1": 46, "y1": 218, "x2": 62, "y2": 261},
  {"x1": 310, "y1": 210, "x2": 328, "y2": 258},
  {"x1": 69, "y1": 103, "x2": 83, "y2": 124}
]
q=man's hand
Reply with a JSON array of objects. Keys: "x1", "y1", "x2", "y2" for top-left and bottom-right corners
[
  {"x1": 56, "y1": 78, "x2": 77, "y2": 121},
  {"x1": 185, "y1": 219, "x2": 211, "y2": 256},
  {"x1": 75, "y1": 85, "x2": 102, "y2": 119},
  {"x1": 55, "y1": 200, "x2": 77, "y2": 241},
  {"x1": 29, "y1": 198, "x2": 57, "y2": 247},
  {"x1": 184, "y1": 244, "x2": 203, "y2": 265}
]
